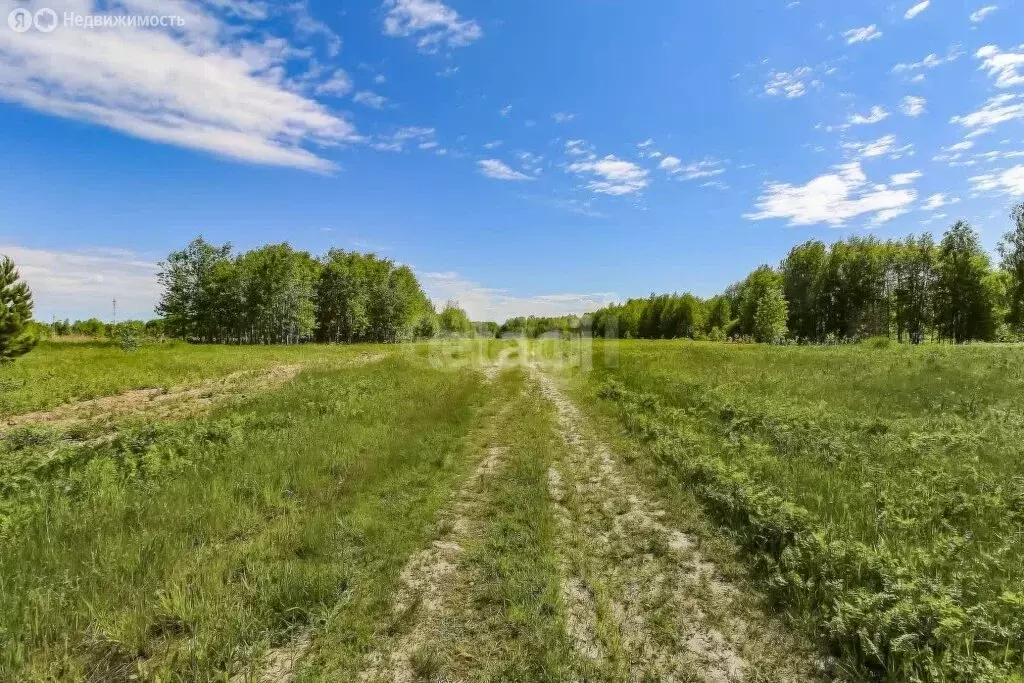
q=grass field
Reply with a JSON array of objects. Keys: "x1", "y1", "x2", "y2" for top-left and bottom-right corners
[
  {"x1": 571, "y1": 340, "x2": 1024, "y2": 681},
  {"x1": 1, "y1": 339, "x2": 1022, "y2": 681}
]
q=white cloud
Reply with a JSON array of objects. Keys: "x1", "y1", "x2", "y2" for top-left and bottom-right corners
[
  {"x1": 477, "y1": 159, "x2": 533, "y2": 181},
  {"x1": 745, "y1": 162, "x2": 917, "y2": 226},
  {"x1": 568, "y1": 155, "x2": 649, "y2": 196},
  {"x1": 315, "y1": 69, "x2": 353, "y2": 97},
  {"x1": 659, "y1": 156, "x2": 681, "y2": 172},
  {"x1": 892, "y1": 48, "x2": 962, "y2": 72},
  {"x1": 353, "y1": 91, "x2": 389, "y2": 109},
  {"x1": 849, "y1": 105, "x2": 889, "y2": 125},
  {"x1": 660, "y1": 156, "x2": 726, "y2": 180},
  {"x1": 975, "y1": 45, "x2": 1024, "y2": 88},
  {"x1": 435, "y1": 65, "x2": 459, "y2": 77},
  {"x1": 844, "y1": 25, "x2": 883, "y2": 44},
  {"x1": 970, "y1": 6, "x2": 998, "y2": 22},
  {"x1": 764, "y1": 67, "x2": 813, "y2": 98},
  {"x1": 842, "y1": 134, "x2": 906, "y2": 160},
  {"x1": 969, "y1": 165, "x2": 1024, "y2": 196},
  {"x1": 0, "y1": 244, "x2": 160, "y2": 320},
  {"x1": 565, "y1": 139, "x2": 594, "y2": 157},
  {"x1": 372, "y1": 126, "x2": 436, "y2": 151},
  {"x1": 0, "y1": 0, "x2": 357, "y2": 172},
  {"x1": 922, "y1": 193, "x2": 956, "y2": 210},
  {"x1": 950, "y1": 94, "x2": 1024, "y2": 137},
  {"x1": 482, "y1": 140, "x2": 503, "y2": 149},
  {"x1": 900, "y1": 95, "x2": 927, "y2": 117},
  {"x1": 382, "y1": 0, "x2": 482, "y2": 52},
  {"x1": 891, "y1": 171, "x2": 922, "y2": 185},
  {"x1": 945, "y1": 140, "x2": 975, "y2": 152},
  {"x1": 552, "y1": 112, "x2": 575, "y2": 123},
  {"x1": 515, "y1": 150, "x2": 544, "y2": 174},
  {"x1": 500, "y1": 104, "x2": 512, "y2": 117},
  {"x1": 904, "y1": 1, "x2": 930, "y2": 19},
  {"x1": 636, "y1": 139, "x2": 664, "y2": 159},
  {"x1": 418, "y1": 270, "x2": 616, "y2": 322}
]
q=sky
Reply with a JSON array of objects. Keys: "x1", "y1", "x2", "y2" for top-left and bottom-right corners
[{"x1": 0, "y1": 0, "x2": 1022, "y2": 322}]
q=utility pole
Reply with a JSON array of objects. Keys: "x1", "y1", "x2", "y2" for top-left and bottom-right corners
[{"x1": 112, "y1": 298, "x2": 118, "y2": 325}]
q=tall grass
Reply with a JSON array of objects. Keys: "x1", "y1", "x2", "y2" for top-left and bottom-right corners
[
  {"x1": 0, "y1": 355, "x2": 492, "y2": 680},
  {"x1": 580, "y1": 340, "x2": 1024, "y2": 682}
]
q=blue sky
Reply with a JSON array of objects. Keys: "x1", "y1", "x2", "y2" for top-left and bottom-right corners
[{"x1": 0, "y1": 0, "x2": 1022, "y2": 321}]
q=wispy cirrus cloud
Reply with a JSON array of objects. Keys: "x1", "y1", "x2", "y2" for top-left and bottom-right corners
[
  {"x1": 975, "y1": 45, "x2": 1024, "y2": 88},
  {"x1": 969, "y1": 165, "x2": 1024, "y2": 197},
  {"x1": 900, "y1": 95, "x2": 927, "y2": 117},
  {"x1": 970, "y1": 6, "x2": 998, "y2": 23},
  {"x1": 764, "y1": 67, "x2": 815, "y2": 98},
  {"x1": 892, "y1": 46, "x2": 963, "y2": 74},
  {"x1": 382, "y1": 0, "x2": 482, "y2": 53},
  {"x1": 891, "y1": 171, "x2": 922, "y2": 186},
  {"x1": 848, "y1": 105, "x2": 889, "y2": 126},
  {"x1": 841, "y1": 134, "x2": 912, "y2": 160},
  {"x1": 477, "y1": 159, "x2": 533, "y2": 181},
  {"x1": 950, "y1": 94, "x2": 1023, "y2": 137},
  {"x1": 353, "y1": 90, "x2": 389, "y2": 109},
  {"x1": 844, "y1": 25, "x2": 882, "y2": 44},
  {"x1": 0, "y1": 0, "x2": 357, "y2": 172},
  {"x1": 903, "y1": 1, "x2": 930, "y2": 20},
  {"x1": 659, "y1": 156, "x2": 727, "y2": 181}
]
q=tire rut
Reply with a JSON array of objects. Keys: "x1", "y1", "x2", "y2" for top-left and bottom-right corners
[{"x1": 532, "y1": 366, "x2": 748, "y2": 683}]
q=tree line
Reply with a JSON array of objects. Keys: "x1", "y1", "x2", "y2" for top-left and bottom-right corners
[
  {"x1": 156, "y1": 238, "x2": 476, "y2": 344},
  {"x1": 3, "y1": 208, "x2": 1024, "y2": 362},
  {"x1": 590, "y1": 209, "x2": 1024, "y2": 344}
]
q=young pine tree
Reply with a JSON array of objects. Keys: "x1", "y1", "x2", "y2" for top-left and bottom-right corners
[{"x1": 0, "y1": 256, "x2": 38, "y2": 363}]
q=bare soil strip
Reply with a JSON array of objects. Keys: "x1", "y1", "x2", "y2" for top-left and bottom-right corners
[
  {"x1": 4, "y1": 352, "x2": 387, "y2": 432},
  {"x1": 3, "y1": 365, "x2": 301, "y2": 431},
  {"x1": 359, "y1": 442, "x2": 510, "y2": 682},
  {"x1": 533, "y1": 366, "x2": 753, "y2": 683}
]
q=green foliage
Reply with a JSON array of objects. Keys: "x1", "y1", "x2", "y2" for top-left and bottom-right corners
[
  {"x1": 999, "y1": 202, "x2": 1024, "y2": 332},
  {"x1": 499, "y1": 314, "x2": 582, "y2": 338},
  {"x1": 115, "y1": 325, "x2": 140, "y2": 353},
  {"x1": 590, "y1": 218, "x2": 1016, "y2": 345},
  {"x1": 437, "y1": 299, "x2": 473, "y2": 336},
  {"x1": 935, "y1": 222, "x2": 997, "y2": 343},
  {"x1": 751, "y1": 282, "x2": 788, "y2": 343},
  {"x1": 0, "y1": 256, "x2": 38, "y2": 364},
  {"x1": 472, "y1": 320, "x2": 500, "y2": 338},
  {"x1": 157, "y1": 239, "x2": 434, "y2": 344}
]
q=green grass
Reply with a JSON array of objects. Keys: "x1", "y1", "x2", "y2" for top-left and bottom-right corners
[
  {"x1": 574, "y1": 339, "x2": 1024, "y2": 682},
  {"x1": 0, "y1": 354, "x2": 494, "y2": 680},
  {"x1": 303, "y1": 368, "x2": 573, "y2": 681},
  {"x1": 0, "y1": 340, "x2": 377, "y2": 418}
]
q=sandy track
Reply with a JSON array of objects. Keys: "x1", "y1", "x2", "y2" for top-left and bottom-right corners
[
  {"x1": 3, "y1": 365, "x2": 302, "y2": 431},
  {"x1": 532, "y1": 367, "x2": 749, "y2": 682},
  {"x1": 4, "y1": 351, "x2": 389, "y2": 432}
]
